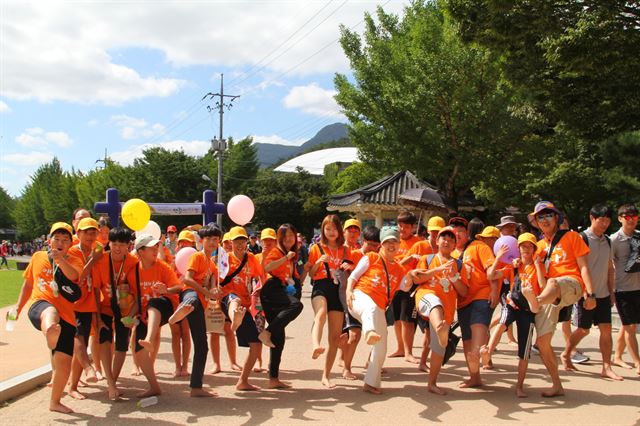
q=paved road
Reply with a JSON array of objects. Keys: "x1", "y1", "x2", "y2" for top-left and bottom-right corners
[{"x1": 1, "y1": 287, "x2": 639, "y2": 425}]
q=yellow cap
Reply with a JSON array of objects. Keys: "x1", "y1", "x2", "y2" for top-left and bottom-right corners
[
  {"x1": 343, "y1": 218, "x2": 361, "y2": 231},
  {"x1": 475, "y1": 226, "x2": 500, "y2": 239},
  {"x1": 222, "y1": 232, "x2": 231, "y2": 243},
  {"x1": 77, "y1": 217, "x2": 99, "y2": 231},
  {"x1": 260, "y1": 228, "x2": 276, "y2": 240},
  {"x1": 427, "y1": 216, "x2": 446, "y2": 232},
  {"x1": 50, "y1": 222, "x2": 73, "y2": 238},
  {"x1": 178, "y1": 230, "x2": 196, "y2": 243},
  {"x1": 517, "y1": 232, "x2": 538, "y2": 248},
  {"x1": 229, "y1": 226, "x2": 248, "y2": 240}
]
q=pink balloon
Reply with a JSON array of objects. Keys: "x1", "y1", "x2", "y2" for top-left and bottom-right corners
[
  {"x1": 227, "y1": 194, "x2": 255, "y2": 225},
  {"x1": 175, "y1": 247, "x2": 197, "y2": 275},
  {"x1": 494, "y1": 235, "x2": 520, "y2": 263}
]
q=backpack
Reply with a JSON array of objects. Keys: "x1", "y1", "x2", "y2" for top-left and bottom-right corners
[
  {"x1": 625, "y1": 231, "x2": 640, "y2": 273},
  {"x1": 579, "y1": 230, "x2": 611, "y2": 248}
]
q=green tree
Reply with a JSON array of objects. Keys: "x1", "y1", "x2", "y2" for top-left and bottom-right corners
[
  {"x1": 334, "y1": 1, "x2": 540, "y2": 208},
  {"x1": 75, "y1": 159, "x2": 133, "y2": 211},
  {"x1": 0, "y1": 186, "x2": 15, "y2": 228},
  {"x1": 330, "y1": 162, "x2": 384, "y2": 194},
  {"x1": 447, "y1": 0, "x2": 640, "y2": 140}
]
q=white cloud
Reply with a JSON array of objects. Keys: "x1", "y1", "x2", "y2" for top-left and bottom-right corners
[
  {"x1": 283, "y1": 83, "x2": 343, "y2": 118},
  {"x1": 252, "y1": 134, "x2": 307, "y2": 146},
  {"x1": 0, "y1": 101, "x2": 11, "y2": 113},
  {"x1": 111, "y1": 114, "x2": 166, "y2": 140},
  {"x1": 110, "y1": 139, "x2": 211, "y2": 166},
  {"x1": 3, "y1": 151, "x2": 54, "y2": 166},
  {"x1": 1, "y1": 2, "x2": 407, "y2": 104},
  {"x1": 15, "y1": 127, "x2": 74, "y2": 148},
  {"x1": 87, "y1": 119, "x2": 99, "y2": 127}
]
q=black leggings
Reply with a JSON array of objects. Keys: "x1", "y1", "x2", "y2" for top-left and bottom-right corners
[
  {"x1": 260, "y1": 278, "x2": 303, "y2": 378},
  {"x1": 181, "y1": 289, "x2": 208, "y2": 389}
]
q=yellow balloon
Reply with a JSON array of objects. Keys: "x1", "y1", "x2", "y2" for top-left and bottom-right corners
[{"x1": 121, "y1": 198, "x2": 151, "y2": 231}]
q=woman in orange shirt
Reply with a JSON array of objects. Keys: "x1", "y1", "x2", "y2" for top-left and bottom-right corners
[
  {"x1": 307, "y1": 214, "x2": 353, "y2": 388},
  {"x1": 346, "y1": 226, "x2": 416, "y2": 394},
  {"x1": 14, "y1": 222, "x2": 83, "y2": 413},
  {"x1": 261, "y1": 223, "x2": 304, "y2": 388}
]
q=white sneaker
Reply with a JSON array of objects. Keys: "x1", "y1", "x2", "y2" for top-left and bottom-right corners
[{"x1": 571, "y1": 351, "x2": 590, "y2": 364}]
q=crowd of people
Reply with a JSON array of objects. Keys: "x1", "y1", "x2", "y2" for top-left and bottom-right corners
[{"x1": 8, "y1": 201, "x2": 640, "y2": 413}]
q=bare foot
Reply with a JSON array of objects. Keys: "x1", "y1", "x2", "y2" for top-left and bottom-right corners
[
  {"x1": 168, "y1": 302, "x2": 194, "y2": 325},
  {"x1": 311, "y1": 346, "x2": 325, "y2": 359},
  {"x1": 253, "y1": 366, "x2": 265, "y2": 373},
  {"x1": 236, "y1": 382, "x2": 260, "y2": 391},
  {"x1": 541, "y1": 386, "x2": 564, "y2": 397},
  {"x1": 179, "y1": 369, "x2": 190, "y2": 377},
  {"x1": 96, "y1": 371, "x2": 104, "y2": 381},
  {"x1": 231, "y1": 306, "x2": 246, "y2": 332},
  {"x1": 138, "y1": 339, "x2": 153, "y2": 352},
  {"x1": 137, "y1": 388, "x2": 161, "y2": 398},
  {"x1": 338, "y1": 332, "x2": 348, "y2": 349},
  {"x1": 428, "y1": 383, "x2": 447, "y2": 395},
  {"x1": 321, "y1": 377, "x2": 336, "y2": 389},
  {"x1": 268, "y1": 379, "x2": 292, "y2": 389},
  {"x1": 365, "y1": 331, "x2": 381, "y2": 345},
  {"x1": 69, "y1": 389, "x2": 86, "y2": 400},
  {"x1": 404, "y1": 354, "x2": 420, "y2": 364},
  {"x1": 77, "y1": 379, "x2": 88, "y2": 388},
  {"x1": 347, "y1": 332, "x2": 358, "y2": 345},
  {"x1": 363, "y1": 383, "x2": 382, "y2": 394},
  {"x1": 418, "y1": 363, "x2": 429, "y2": 373},
  {"x1": 522, "y1": 286, "x2": 539, "y2": 313},
  {"x1": 230, "y1": 363, "x2": 242, "y2": 372},
  {"x1": 342, "y1": 370, "x2": 358, "y2": 380},
  {"x1": 601, "y1": 367, "x2": 624, "y2": 381},
  {"x1": 108, "y1": 386, "x2": 122, "y2": 401},
  {"x1": 560, "y1": 352, "x2": 578, "y2": 371},
  {"x1": 131, "y1": 368, "x2": 142, "y2": 376},
  {"x1": 49, "y1": 402, "x2": 74, "y2": 413},
  {"x1": 613, "y1": 359, "x2": 633, "y2": 369},
  {"x1": 388, "y1": 350, "x2": 404, "y2": 358},
  {"x1": 480, "y1": 345, "x2": 492, "y2": 370},
  {"x1": 173, "y1": 369, "x2": 181, "y2": 378},
  {"x1": 459, "y1": 378, "x2": 482, "y2": 388},
  {"x1": 508, "y1": 340, "x2": 519, "y2": 347},
  {"x1": 44, "y1": 323, "x2": 61, "y2": 350},
  {"x1": 84, "y1": 366, "x2": 98, "y2": 383},
  {"x1": 515, "y1": 387, "x2": 527, "y2": 398},
  {"x1": 337, "y1": 358, "x2": 344, "y2": 368},
  {"x1": 258, "y1": 330, "x2": 275, "y2": 348},
  {"x1": 190, "y1": 387, "x2": 217, "y2": 397},
  {"x1": 208, "y1": 367, "x2": 221, "y2": 375},
  {"x1": 435, "y1": 320, "x2": 449, "y2": 348}
]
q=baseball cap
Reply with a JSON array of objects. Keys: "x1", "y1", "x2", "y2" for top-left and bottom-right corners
[
  {"x1": 437, "y1": 226, "x2": 457, "y2": 241},
  {"x1": 517, "y1": 232, "x2": 538, "y2": 248},
  {"x1": 427, "y1": 216, "x2": 446, "y2": 232},
  {"x1": 343, "y1": 218, "x2": 362, "y2": 231},
  {"x1": 448, "y1": 216, "x2": 469, "y2": 228},
  {"x1": 167, "y1": 225, "x2": 177, "y2": 233},
  {"x1": 260, "y1": 228, "x2": 276, "y2": 240},
  {"x1": 134, "y1": 234, "x2": 161, "y2": 251},
  {"x1": 380, "y1": 226, "x2": 400, "y2": 244},
  {"x1": 49, "y1": 222, "x2": 73, "y2": 238},
  {"x1": 77, "y1": 217, "x2": 99, "y2": 231},
  {"x1": 229, "y1": 226, "x2": 248, "y2": 240},
  {"x1": 222, "y1": 232, "x2": 231, "y2": 243},
  {"x1": 475, "y1": 226, "x2": 500, "y2": 239},
  {"x1": 178, "y1": 230, "x2": 196, "y2": 243}
]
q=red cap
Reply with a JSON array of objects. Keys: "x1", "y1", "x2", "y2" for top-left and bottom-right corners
[{"x1": 167, "y1": 225, "x2": 177, "y2": 233}]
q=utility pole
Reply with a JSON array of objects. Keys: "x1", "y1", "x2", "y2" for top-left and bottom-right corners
[{"x1": 203, "y1": 74, "x2": 239, "y2": 226}]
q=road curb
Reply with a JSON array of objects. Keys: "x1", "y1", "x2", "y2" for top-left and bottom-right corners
[{"x1": 0, "y1": 364, "x2": 51, "y2": 403}]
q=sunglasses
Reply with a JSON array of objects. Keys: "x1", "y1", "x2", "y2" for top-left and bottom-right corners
[
  {"x1": 621, "y1": 214, "x2": 639, "y2": 221},
  {"x1": 535, "y1": 212, "x2": 555, "y2": 222}
]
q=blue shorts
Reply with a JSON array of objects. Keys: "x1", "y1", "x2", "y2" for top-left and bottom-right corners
[{"x1": 457, "y1": 299, "x2": 492, "y2": 341}]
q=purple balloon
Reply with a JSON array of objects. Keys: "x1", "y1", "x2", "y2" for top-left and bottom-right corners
[{"x1": 494, "y1": 235, "x2": 519, "y2": 263}]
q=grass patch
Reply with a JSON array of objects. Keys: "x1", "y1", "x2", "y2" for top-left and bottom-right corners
[{"x1": 0, "y1": 260, "x2": 25, "y2": 308}]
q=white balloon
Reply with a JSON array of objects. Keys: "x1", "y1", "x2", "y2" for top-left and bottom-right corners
[
  {"x1": 137, "y1": 220, "x2": 161, "y2": 241},
  {"x1": 227, "y1": 195, "x2": 255, "y2": 225}
]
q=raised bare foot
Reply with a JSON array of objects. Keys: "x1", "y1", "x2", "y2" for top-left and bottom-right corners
[
  {"x1": 388, "y1": 350, "x2": 404, "y2": 358},
  {"x1": 231, "y1": 363, "x2": 242, "y2": 372},
  {"x1": 428, "y1": 383, "x2": 447, "y2": 395},
  {"x1": 311, "y1": 346, "x2": 325, "y2": 359},
  {"x1": 601, "y1": 367, "x2": 624, "y2": 381},
  {"x1": 69, "y1": 389, "x2": 86, "y2": 400},
  {"x1": 268, "y1": 379, "x2": 292, "y2": 389},
  {"x1": 321, "y1": 377, "x2": 336, "y2": 389},
  {"x1": 404, "y1": 354, "x2": 420, "y2": 364},
  {"x1": 44, "y1": 324, "x2": 61, "y2": 350},
  {"x1": 137, "y1": 388, "x2": 161, "y2": 398},
  {"x1": 258, "y1": 330, "x2": 275, "y2": 348},
  {"x1": 342, "y1": 370, "x2": 358, "y2": 380},
  {"x1": 613, "y1": 359, "x2": 633, "y2": 369},
  {"x1": 365, "y1": 331, "x2": 381, "y2": 345},
  {"x1": 236, "y1": 382, "x2": 260, "y2": 391},
  {"x1": 522, "y1": 286, "x2": 539, "y2": 313},
  {"x1": 168, "y1": 302, "x2": 194, "y2": 325},
  {"x1": 515, "y1": 387, "x2": 527, "y2": 398},
  {"x1": 49, "y1": 402, "x2": 74, "y2": 413},
  {"x1": 435, "y1": 320, "x2": 449, "y2": 348},
  {"x1": 560, "y1": 352, "x2": 578, "y2": 371},
  {"x1": 459, "y1": 378, "x2": 483, "y2": 388},
  {"x1": 541, "y1": 386, "x2": 564, "y2": 397},
  {"x1": 84, "y1": 366, "x2": 98, "y2": 383},
  {"x1": 231, "y1": 306, "x2": 246, "y2": 332},
  {"x1": 138, "y1": 339, "x2": 153, "y2": 352},
  {"x1": 418, "y1": 363, "x2": 428, "y2": 372},
  {"x1": 190, "y1": 387, "x2": 217, "y2": 397},
  {"x1": 363, "y1": 383, "x2": 382, "y2": 394}
]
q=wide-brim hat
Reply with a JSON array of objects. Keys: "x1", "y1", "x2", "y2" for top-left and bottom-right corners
[
  {"x1": 527, "y1": 201, "x2": 563, "y2": 228},
  {"x1": 496, "y1": 215, "x2": 519, "y2": 230}
]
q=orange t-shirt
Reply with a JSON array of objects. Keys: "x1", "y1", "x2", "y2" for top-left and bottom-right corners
[
  {"x1": 308, "y1": 244, "x2": 351, "y2": 281},
  {"x1": 396, "y1": 235, "x2": 423, "y2": 261},
  {"x1": 264, "y1": 248, "x2": 295, "y2": 283},
  {"x1": 459, "y1": 240, "x2": 496, "y2": 308},
  {"x1": 403, "y1": 240, "x2": 438, "y2": 269},
  {"x1": 511, "y1": 263, "x2": 541, "y2": 296},
  {"x1": 220, "y1": 252, "x2": 262, "y2": 307},
  {"x1": 185, "y1": 251, "x2": 218, "y2": 308},
  {"x1": 92, "y1": 252, "x2": 138, "y2": 317},
  {"x1": 354, "y1": 252, "x2": 408, "y2": 309},
  {"x1": 67, "y1": 245, "x2": 98, "y2": 313},
  {"x1": 537, "y1": 231, "x2": 589, "y2": 289},
  {"x1": 415, "y1": 254, "x2": 468, "y2": 323},
  {"x1": 125, "y1": 260, "x2": 179, "y2": 320},
  {"x1": 25, "y1": 251, "x2": 84, "y2": 325},
  {"x1": 350, "y1": 248, "x2": 365, "y2": 266}
]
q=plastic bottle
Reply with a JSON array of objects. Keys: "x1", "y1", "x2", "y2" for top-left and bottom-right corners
[
  {"x1": 137, "y1": 396, "x2": 158, "y2": 408},
  {"x1": 5, "y1": 307, "x2": 18, "y2": 332}
]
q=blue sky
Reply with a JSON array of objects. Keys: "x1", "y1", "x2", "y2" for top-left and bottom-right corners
[{"x1": 0, "y1": 0, "x2": 407, "y2": 197}]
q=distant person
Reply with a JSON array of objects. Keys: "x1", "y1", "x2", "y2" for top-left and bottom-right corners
[{"x1": 248, "y1": 233, "x2": 262, "y2": 255}]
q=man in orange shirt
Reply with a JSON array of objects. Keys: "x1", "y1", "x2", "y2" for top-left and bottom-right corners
[
  {"x1": 344, "y1": 218, "x2": 362, "y2": 250},
  {"x1": 389, "y1": 211, "x2": 422, "y2": 363},
  {"x1": 523, "y1": 201, "x2": 596, "y2": 397}
]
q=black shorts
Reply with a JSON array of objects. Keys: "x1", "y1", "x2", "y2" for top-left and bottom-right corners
[
  {"x1": 499, "y1": 281, "x2": 511, "y2": 305},
  {"x1": 417, "y1": 316, "x2": 429, "y2": 333},
  {"x1": 99, "y1": 313, "x2": 131, "y2": 352},
  {"x1": 458, "y1": 299, "x2": 492, "y2": 341},
  {"x1": 75, "y1": 311, "x2": 93, "y2": 343},
  {"x1": 573, "y1": 296, "x2": 612, "y2": 329},
  {"x1": 134, "y1": 297, "x2": 173, "y2": 352},
  {"x1": 391, "y1": 289, "x2": 417, "y2": 323},
  {"x1": 499, "y1": 304, "x2": 535, "y2": 359},
  {"x1": 311, "y1": 278, "x2": 343, "y2": 313},
  {"x1": 28, "y1": 300, "x2": 76, "y2": 356},
  {"x1": 558, "y1": 305, "x2": 572, "y2": 322},
  {"x1": 221, "y1": 295, "x2": 260, "y2": 347},
  {"x1": 615, "y1": 290, "x2": 640, "y2": 326},
  {"x1": 343, "y1": 312, "x2": 361, "y2": 332}
]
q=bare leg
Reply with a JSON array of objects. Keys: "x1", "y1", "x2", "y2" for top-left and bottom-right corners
[
  {"x1": 311, "y1": 297, "x2": 327, "y2": 359},
  {"x1": 459, "y1": 324, "x2": 487, "y2": 388},
  {"x1": 388, "y1": 321, "x2": 404, "y2": 357},
  {"x1": 100, "y1": 342, "x2": 120, "y2": 400},
  {"x1": 515, "y1": 358, "x2": 529, "y2": 398},
  {"x1": 180, "y1": 320, "x2": 191, "y2": 376},
  {"x1": 224, "y1": 322, "x2": 241, "y2": 371},
  {"x1": 561, "y1": 327, "x2": 589, "y2": 371},
  {"x1": 169, "y1": 322, "x2": 183, "y2": 377},
  {"x1": 112, "y1": 350, "x2": 127, "y2": 381},
  {"x1": 236, "y1": 342, "x2": 261, "y2": 391},
  {"x1": 342, "y1": 328, "x2": 361, "y2": 380},
  {"x1": 228, "y1": 300, "x2": 246, "y2": 332},
  {"x1": 133, "y1": 348, "x2": 162, "y2": 397},
  {"x1": 138, "y1": 307, "x2": 162, "y2": 352},
  {"x1": 613, "y1": 327, "x2": 632, "y2": 368},
  {"x1": 419, "y1": 332, "x2": 430, "y2": 372},
  {"x1": 428, "y1": 352, "x2": 446, "y2": 395},
  {"x1": 50, "y1": 352, "x2": 74, "y2": 413},
  {"x1": 598, "y1": 324, "x2": 623, "y2": 380},
  {"x1": 402, "y1": 320, "x2": 419, "y2": 364},
  {"x1": 536, "y1": 333, "x2": 564, "y2": 397},
  {"x1": 90, "y1": 335, "x2": 103, "y2": 380},
  {"x1": 622, "y1": 324, "x2": 640, "y2": 375},
  {"x1": 208, "y1": 333, "x2": 221, "y2": 374},
  {"x1": 321, "y1": 311, "x2": 344, "y2": 388},
  {"x1": 481, "y1": 323, "x2": 506, "y2": 370}
]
